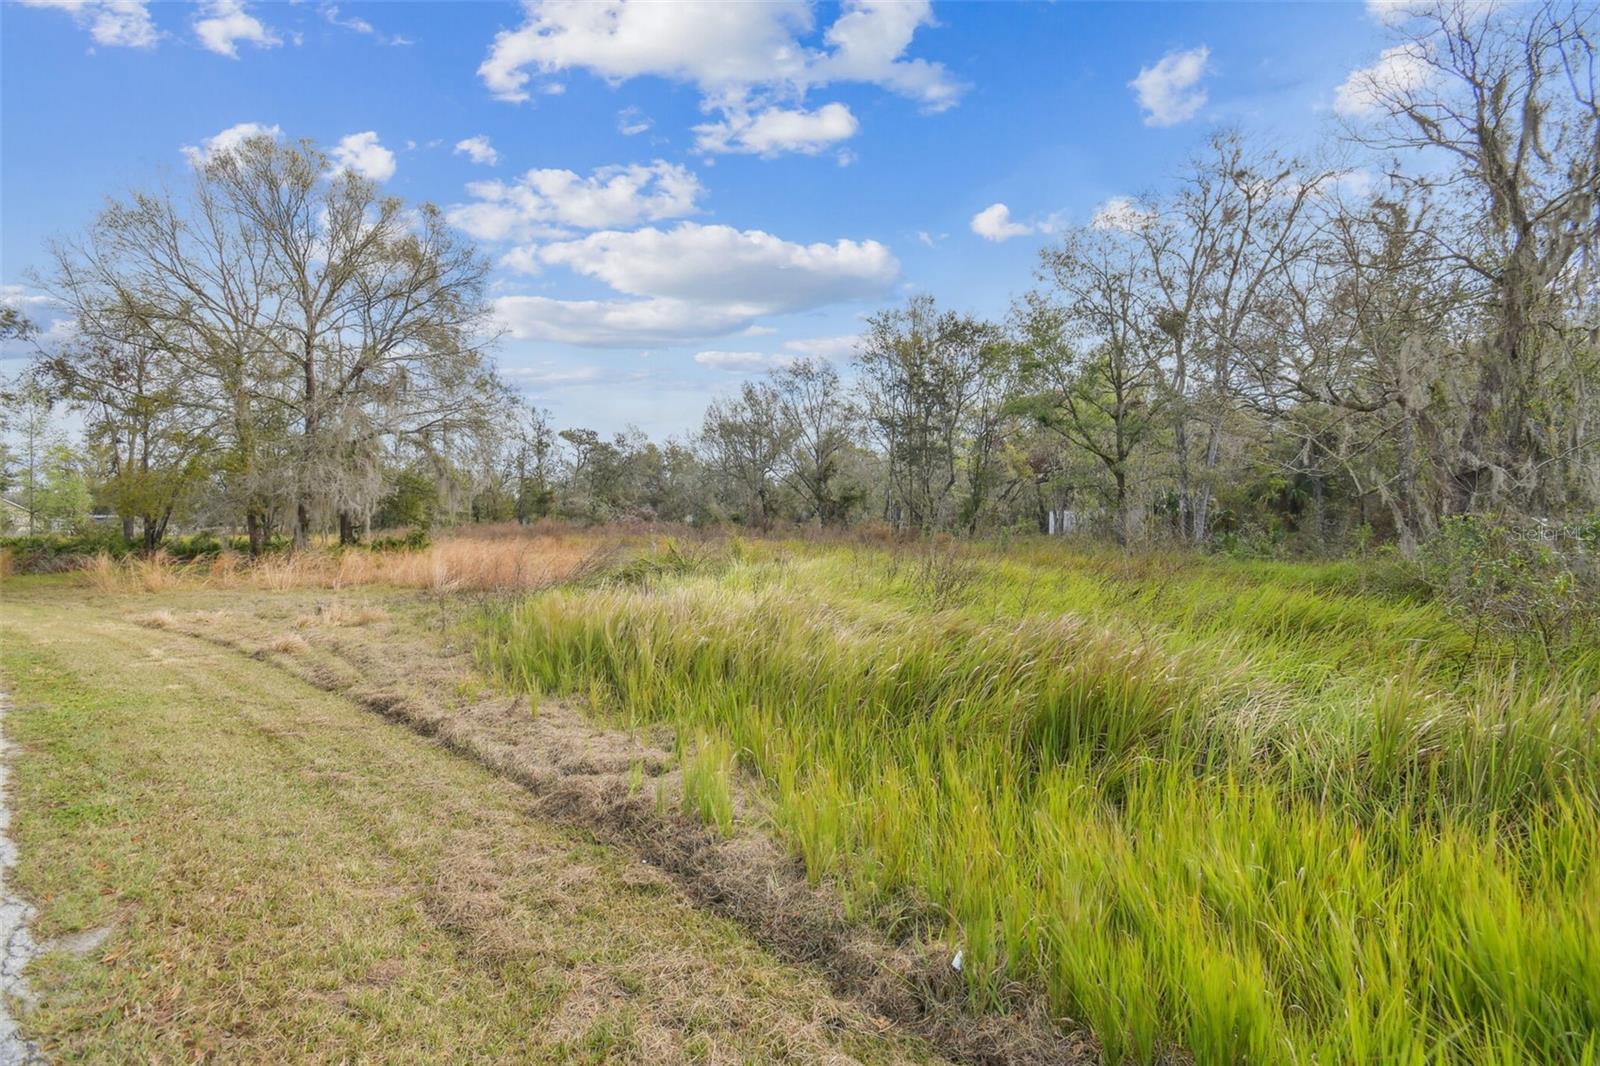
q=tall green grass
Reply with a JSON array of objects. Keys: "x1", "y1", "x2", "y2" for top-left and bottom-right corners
[{"x1": 476, "y1": 540, "x2": 1600, "y2": 1063}]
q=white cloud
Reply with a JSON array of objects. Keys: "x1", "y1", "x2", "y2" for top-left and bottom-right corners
[
  {"x1": 1365, "y1": 0, "x2": 1424, "y2": 25},
  {"x1": 478, "y1": 0, "x2": 958, "y2": 156},
  {"x1": 499, "y1": 364, "x2": 603, "y2": 388},
  {"x1": 0, "y1": 285, "x2": 56, "y2": 311},
  {"x1": 1334, "y1": 43, "x2": 1435, "y2": 117},
  {"x1": 694, "y1": 350, "x2": 789, "y2": 371},
  {"x1": 1129, "y1": 45, "x2": 1210, "y2": 127},
  {"x1": 328, "y1": 131, "x2": 397, "y2": 181},
  {"x1": 498, "y1": 246, "x2": 544, "y2": 275},
  {"x1": 321, "y1": 3, "x2": 374, "y2": 36},
  {"x1": 479, "y1": 0, "x2": 810, "y2": 103},
  {"x1": 809, "y1": 0, "x2": 960, "y2": 112},
  {"x1": 970, "y1": 203, "x2": 1034, "y2": 242},
  {"x1": 693, "y1": 332, "x2": 859, "y2": 371},
  {"x1": 318, "y1": 2, "x2": 409, "y2": 44},
  {"x1": 1090, "y1": 195, "x2": 1155, "y2": 233},
  {"x1": 181, "y1": 121, "x2": 283, "y2": 165},
  {"x1": 193, "y1": 0, "x2": 280, "y2": 58},
  {"x1": 617, "y1": 107, "x2": 653, "y2": 136},
  {"x1": 39, "y1": 317, "x2": 81, "y2": 345},
  {"x1": 494, "y1": 296, "x2": 755, "y2": 347},
  {"x1": 695, "y1": 102, "x2": 859, "y2": 156},
  {"x1": 454, "y1": 135, "x2": 500, "y2": 166},
  {"x1": 782, "y1": 334, "x2": 858, "y2": 362},
  {"x1": 19, "y1": 0, "x2": 159, "y2": 48},
  {"x1": 538, "y1": 223, "x2": 898, "y2": 312},
  {"x1": 495, "y1": 222, "x2": 898, "y2": 347},
  {"x1": 448, "y1": 160, "x2": 703, "y2": 240}
]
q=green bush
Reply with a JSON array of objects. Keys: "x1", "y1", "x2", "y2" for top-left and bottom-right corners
[
  {"x1": 366, "y1": 527, "x2": 431, "y2": 552},
  {"x1": 1417, "y1": 513, "x2": 1600, "y2": 661},
  {"x1": 1, "y1": 527, "x2": 134, "y2": 570}
]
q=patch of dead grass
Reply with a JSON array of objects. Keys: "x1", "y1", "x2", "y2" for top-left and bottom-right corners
[{"x1": 72, "y1": 530, "x2": 606, "y2": 596}]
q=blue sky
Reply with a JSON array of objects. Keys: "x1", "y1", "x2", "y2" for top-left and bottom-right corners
[{"x1": 2, "y1": 0, "x2": 1402, "y2": 439}]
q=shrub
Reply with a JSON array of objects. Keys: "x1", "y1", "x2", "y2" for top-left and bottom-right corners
[{"x1": 1416, "y1": 513, "x2": 1600, "y2": 661}]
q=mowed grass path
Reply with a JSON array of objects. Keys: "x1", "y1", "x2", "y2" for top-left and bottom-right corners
[{"x1": 0, "y1": 585, "x2": 944, "y2": 1065}]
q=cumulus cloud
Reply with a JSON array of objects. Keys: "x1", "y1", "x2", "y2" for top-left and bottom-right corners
[
  {"x1": 1334, "y1": 42, "x2": 1435, "y2": 117},
  {"x1": 477, "y1": 0, "x2": 958, "y2": 156},
  {"x1": 498, "y1": 246, "x2": 544, "y2": 276},
  {"x1": 494, "y1": 295, "x2": 754, "y2": 347},
  {"x1": 538, "y1": 223, "x2": 898, "y2": 311},
  {"x1": 447, "y1": 160, "x2": 703, "y2": 241},
  {"x1": 193, "y1": 0, "x2": 280, "y2": 58},
  {"x1": 19, "y1": 0, "x2": 159, "y2": 48},
  {"x1": 181, "y1": 121, "x2": 282, "y2": 165},
  {"x1": 494, "y1": 222, "x2": 898, "y2": 347},
  {"x1": 479, "y1": 0, "x2": 809, "y2": 102},
  {"x1": 1129, "y1": 45, "x2": 1210, "y2": 127},
  {"x1": 454, "y1": 135, "x2": 500, "y2": 166},
  {"x1": 809, "y1": 0, "x2": 960, "y2": 112},
  {"x1": 328, "y1": 131, "x2": 396, "y2": 181},
  {"x1": 970, "y1": 203, "x2": 1037, "y2": 242},
  {"x1": 694, "y1": 101, "x2": 859, "y2": 156}
]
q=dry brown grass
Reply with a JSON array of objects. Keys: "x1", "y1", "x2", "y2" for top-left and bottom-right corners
[
  {"x1": 79, "y1": 532, "x2": 604, "y2": 595},
  {"x1": 293, "y1": 602, "x2": 389, "y2": 629}
]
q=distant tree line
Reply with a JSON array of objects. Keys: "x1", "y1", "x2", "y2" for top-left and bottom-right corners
[{"x1": 2, "y1": 1, "x2": 1596, "y2": 556}]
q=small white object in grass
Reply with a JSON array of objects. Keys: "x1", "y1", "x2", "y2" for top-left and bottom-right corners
[{"x1": 951, "y1": 949, "x2": 963, "y2": 972}]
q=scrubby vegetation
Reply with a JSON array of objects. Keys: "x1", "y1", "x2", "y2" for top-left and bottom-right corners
[{"x1": 477, "y1": 537, "x2": 1600, "y2": 1063}]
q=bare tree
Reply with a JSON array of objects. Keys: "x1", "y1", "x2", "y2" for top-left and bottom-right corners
[
  {"x1": 44, "y1": 134, "x2": 497, "y2": 550},
  {"x1": 203, "y1": 138, "x2": 494, "y2": 546},
  {"x1": 1142, "y1": 133, "x2": 1328, "y2": 543},
  {"x1": 1350, "y1": 0, "x2": 1600, "y2": 512}
]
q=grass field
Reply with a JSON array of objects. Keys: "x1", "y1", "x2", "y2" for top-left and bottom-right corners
[
  {"x1": 475, "y1": 537, "x2": 1600, "y2": 1064},
  {"x1": 3, "y1": 533, "x2": 1597, "y2": 1064}
]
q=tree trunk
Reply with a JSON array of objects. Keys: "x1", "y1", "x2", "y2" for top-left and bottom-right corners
[
  {"x1": 1191, "y1": 411, "x2": 1225, "y2": 544},
  {"x1": 295, "y1": 501, "x2": 312, "y2": 552},
  {"x1": 122, "y1": 515, "x2": 136, "y2": 544},
  {"x1": 246, "y1": 509, "x2": 264, "y2": 556},
  {"x1": 338, "y1": 510, "x2": 358, "y2": 546},
  {"x1": 1114, "y1": 468, "x2": 1129, "y2": 548}
]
